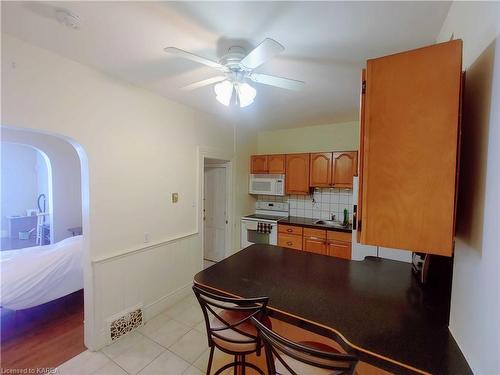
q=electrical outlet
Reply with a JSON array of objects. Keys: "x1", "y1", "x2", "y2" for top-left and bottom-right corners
[
  {"x1": 144, "y1": 233, "x2": 150, "y2": 243},
  {"x1": 172, "y1": 193, "x2": 179, "y2": 203}
]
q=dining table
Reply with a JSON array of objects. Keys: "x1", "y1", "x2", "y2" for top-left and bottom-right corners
[{"x1": 193, "y1": 244, "x2": 471, "y2": 375}]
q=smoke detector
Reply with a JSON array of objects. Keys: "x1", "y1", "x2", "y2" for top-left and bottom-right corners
[{"x1": 55, "y1": 8, "x2": 81, "y2": 29}]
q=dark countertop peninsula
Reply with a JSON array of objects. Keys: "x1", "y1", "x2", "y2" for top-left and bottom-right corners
[
  {"x1": 278, "y1": 216, "x2": 352, "y2": 233},
  {"x1": 194, "y1": 244, "x2": 470, "y2": 375}
]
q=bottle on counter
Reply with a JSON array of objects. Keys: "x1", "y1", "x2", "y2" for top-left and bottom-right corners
[{"x1": 343, "y1": 208, "x2": 349, "y2": 226}]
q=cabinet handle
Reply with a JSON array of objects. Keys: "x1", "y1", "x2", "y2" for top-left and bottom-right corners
[
  {"x1": 286, "y1": 241, "x2": 293, "y2": 246},
  {"x1": 286, "y1": 229, "x2": 293, "y2": 232},
  {"x1": 307, "y1": 236, "x2": 325, "y2": 241},
  {"x1": 328, "y1": 242, "x2": 350, "y2": 248}
]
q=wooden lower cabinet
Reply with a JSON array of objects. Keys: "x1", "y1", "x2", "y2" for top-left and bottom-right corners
[
  {"x1": 278, "y1": 224, "x2": 351, "y2": 259},
  {"x1": 278, "y1": 233, "x2": 302, "y2": 251},
  {"x1": 303, "y1": 237, "x2": 327, "y2": 255},
  {"x1": 327, "y1": 240, "x2": 352, "y2": 260}
]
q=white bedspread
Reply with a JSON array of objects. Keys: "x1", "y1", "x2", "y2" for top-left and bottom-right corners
[{"x1": 0, "y1": 235, "x2": 84, "y2": 310}]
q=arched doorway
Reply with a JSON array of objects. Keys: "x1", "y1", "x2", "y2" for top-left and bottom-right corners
[{"x1": 0, "y1": 126, "x2": 93, "y2": 369}]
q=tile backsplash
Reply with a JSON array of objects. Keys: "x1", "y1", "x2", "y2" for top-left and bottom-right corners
[{"x1": 258, "y1": 188, "x2": 354, "y2": 223}]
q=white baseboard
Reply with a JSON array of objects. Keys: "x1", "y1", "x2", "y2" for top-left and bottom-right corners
[
  {"x1": 142, "y1": 283, "x2": 193, "y2": 321},
  {"x1": 94, "y1": 282, "x2": 193, "y2": 351}
]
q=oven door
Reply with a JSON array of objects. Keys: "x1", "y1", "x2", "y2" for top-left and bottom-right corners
[{"x1": 242, "y1": 220, "x2": 272, "y2": 247}]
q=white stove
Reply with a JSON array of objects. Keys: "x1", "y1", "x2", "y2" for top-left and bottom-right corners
[{"x1": 241, "y1": 201, "x2": 288, "y2": 248}]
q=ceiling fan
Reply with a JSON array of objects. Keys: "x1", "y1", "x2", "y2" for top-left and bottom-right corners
[{"x1": 164, "y1": 38, "x2": 304, "y2": 108}]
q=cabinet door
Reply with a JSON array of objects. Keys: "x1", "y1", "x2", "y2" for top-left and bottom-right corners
[
  {"x1": 268, "y1": 155, "x2": 286, "y2": 174},
  {"x1": 285, "y1": 154, "x2": 310, "y2": 195},
  {"x1": 278, "y1": 233, "x2": 303, "y2": 251},
  {"x1": 332, "y1": 151, "x2": 357, "y2": 188},
  {"x1": 360, "y1": 40, "x2": 462, "y2": 256},
  {"x1": 251, "y1": 155, "x2": 268, "y2": 174},
  {"x1": 310, "y1": 153, "x2": 332, "y2": 187},
  {"x1": 303, "y1": 237, "x2": 327, "y2": 255},
  {"x1": 327, "y1": 240, "x2": 352, "y2": 260}
]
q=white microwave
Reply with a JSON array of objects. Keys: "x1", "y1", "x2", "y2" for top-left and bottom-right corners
[{"x1": 249, "y1": 174, "x2": 285, "y2": 196}]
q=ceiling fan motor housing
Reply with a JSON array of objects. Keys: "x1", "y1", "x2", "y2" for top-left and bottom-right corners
[{"x1": 220, "y1": 46, "x2": 249, "y2": 72}]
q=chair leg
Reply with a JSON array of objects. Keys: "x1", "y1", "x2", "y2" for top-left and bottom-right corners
[
  {"x1": 206, "y1": 346, "x2": 214, "y2": 375},
  {"x1": 234, "y1": 355, "x2": 238, "y2": 375},
  {"x1": 242, "y1": 355, "x2": 246, "y2": 375}
]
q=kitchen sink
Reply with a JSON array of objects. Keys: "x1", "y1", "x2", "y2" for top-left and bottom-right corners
[{"x1": 314, "y1": 220, "x2": 350, "y2": 228}]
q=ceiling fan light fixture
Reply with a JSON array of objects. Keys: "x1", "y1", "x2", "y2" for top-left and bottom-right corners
[
  {"x1": 237, "y1": 82, "x2": 257, "y2": 108},
  {"x1": 214, "y1": 80, "x2": 233, "y2": 106}
]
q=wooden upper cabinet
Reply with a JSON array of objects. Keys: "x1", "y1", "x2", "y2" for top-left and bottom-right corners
[
  {"x1": 267, "y1": 154, "x2": 286, "y2": 174},
  {"x1": 251, "y1": 155, "x2": 268, "y2": 174},
  {"x1": 310, "y1": 153, "x2": 332, "y2": 187},
  {"x1": 332, "y1": 151, "x2": 357, "y2": 188},
  {"x1": 359, "y1": 40, "x2": 462, "y2": 256},
  {"x1": 285, "y1": 154, "x2": 310, "y2": 195}
]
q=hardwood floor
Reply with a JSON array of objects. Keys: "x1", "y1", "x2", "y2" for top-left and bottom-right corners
[{"x1": 1, "y1": 290, "x2": 85, "y2": 371}]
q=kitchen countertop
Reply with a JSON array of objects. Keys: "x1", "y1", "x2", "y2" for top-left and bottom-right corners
[
  {"x1": 194, "y1": 244, "x2": 470, "y2": 375},
  {"x1": 278, "y1": 216, "x2": 352, "y2": 232}
]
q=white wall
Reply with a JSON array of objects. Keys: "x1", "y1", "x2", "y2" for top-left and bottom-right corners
[
  {"x1": 437, "y1": 3, "x2": 500, "y2": 374},
  {"x1": 1, "y1": 33, "x2": 252, "y2": 349},
  {"x1": 233, "y1": 127, "x2": 258, "y2": 251},
  {"x1": 1, "y1": 143, "x2": 39, "y2": 235},
  {"x1": 2, "y1": 129, "x2": 83, "y2": 242},
  {"x1": 35, "y1": 151, "x2": 49, "y2": 210}
]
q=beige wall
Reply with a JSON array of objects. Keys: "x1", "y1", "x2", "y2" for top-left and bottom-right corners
[
  {"x1": 437, "y1": 3, "x2": 500, "y2": 374},
  {"x1": 1, "y1": 33, "x2": 254, "y2": 349},
  {"x1": 257, "y1": 121, "x2": 359, "y2": 154}
]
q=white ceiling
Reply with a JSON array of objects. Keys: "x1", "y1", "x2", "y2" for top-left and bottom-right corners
[{"x1": 1, "y1": 1, "x2": 451, "y2": 130}]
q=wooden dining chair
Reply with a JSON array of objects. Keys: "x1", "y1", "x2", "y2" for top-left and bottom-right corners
[
  {"x1": 252, "y1": 317, "x2": 359, "y2": 375},
  {"x1": 192, "y1": 285, "x2": 271, "y2": 375}
]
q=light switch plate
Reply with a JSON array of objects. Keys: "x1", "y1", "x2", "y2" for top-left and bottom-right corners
[{"x1": 172, "y1": 193, "x2": 179, "y2": 203}]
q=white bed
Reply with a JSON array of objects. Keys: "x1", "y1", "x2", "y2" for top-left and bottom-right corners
[{"x1": 0, "y1": 235, "x2": 84, "y2": 310}]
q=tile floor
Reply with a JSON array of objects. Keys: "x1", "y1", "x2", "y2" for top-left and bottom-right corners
[{"x1": 57, "y1": 293, "x2": 236, "y2": 375}]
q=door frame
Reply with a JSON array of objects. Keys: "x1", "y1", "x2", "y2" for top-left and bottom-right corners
[
  {"x1": 197, "y1": 147, "x2": 233, "y2": 267},
  {"x1": 203, "y1": 164, "x2": 228, "y2": 262}
]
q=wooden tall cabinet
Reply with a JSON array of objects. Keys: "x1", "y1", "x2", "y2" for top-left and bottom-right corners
[
  {"x1": 358, "y1": 40, "x2": 462, "y2": 256},
  {"x1": 285, "y1": 154, "x2": 310, "y2": 194}
]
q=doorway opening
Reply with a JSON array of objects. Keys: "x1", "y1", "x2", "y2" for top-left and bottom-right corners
[
  {"x1": 203, "y1": 157, "x2": 231, "y2": 269},
  {"x1": 1, "y1": 142, "x2": 53, "y2": 250},
  {"x1": 0, "y1": 126, "x2": 91, "y2": 370}
]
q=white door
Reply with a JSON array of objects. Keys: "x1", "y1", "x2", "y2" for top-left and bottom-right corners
[{"x1": 203, "y1": 167, "x2": 226, "y2": 262}]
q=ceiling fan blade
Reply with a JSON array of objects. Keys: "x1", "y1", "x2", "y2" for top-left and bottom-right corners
[
  {"x1": 240, "y1": 38, "x2": 285, "y2": 70},
  {"x1": 164, "y1": 47, "x2": 228, "y2": 71},
  {"x1": 181, "y1": 76, "x2": 226, "y2": 91},
  {"x1": 250, "y1": 73, "x2": 304, "y2": 91}
]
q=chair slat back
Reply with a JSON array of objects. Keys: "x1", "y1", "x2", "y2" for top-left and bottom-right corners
[
  {"x1": 252, "y1": 317, "x2": 359, "y2": 375},
  {"x1": 192, "y1": 285, "x2": 269, "y2": 345}
]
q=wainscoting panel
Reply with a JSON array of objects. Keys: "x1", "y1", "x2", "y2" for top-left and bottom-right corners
[{"x1": 92, "y1": 233, "x2": 202, "y2": 349}]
